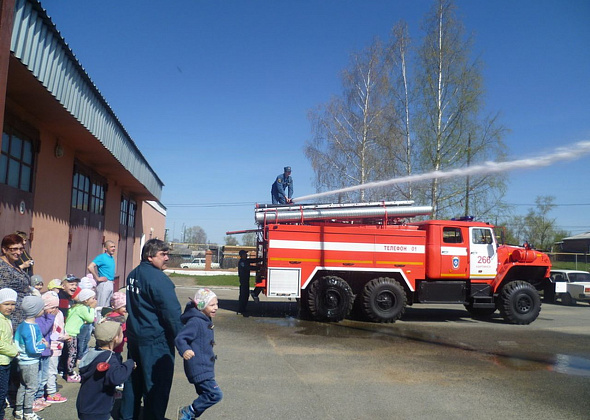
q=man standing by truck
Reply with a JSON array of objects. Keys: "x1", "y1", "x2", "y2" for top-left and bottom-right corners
[{"x1": 271, "y1": 166, "x2": 293, "y2": 204}]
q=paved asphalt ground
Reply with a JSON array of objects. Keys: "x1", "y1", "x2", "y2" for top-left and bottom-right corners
[{"x1": 12, "y1": 280, "x2": 590, "y2": 420}]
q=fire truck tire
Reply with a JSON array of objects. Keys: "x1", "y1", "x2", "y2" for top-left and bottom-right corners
[
  {"x1": 307, "y1": 276, "x2": 354, "y2": 322},
  {"x1": 498, "y1": 280, "x2": 541, "y2": 325},
  {"x1": 361, "y1": 278, "x2": 406, "y2": 323}
]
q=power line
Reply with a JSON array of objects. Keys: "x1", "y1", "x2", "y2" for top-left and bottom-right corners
[
  {"x1": 507, "y1": 203, "x2": 590, "y2": 207},
  {"x1": 165, "y1": 202, "x2": 255, "y2": 208}
]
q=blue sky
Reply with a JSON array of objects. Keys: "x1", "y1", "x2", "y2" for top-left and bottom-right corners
[{"x1": 44, "y1": 0, "x2": 590, "y2": 243}]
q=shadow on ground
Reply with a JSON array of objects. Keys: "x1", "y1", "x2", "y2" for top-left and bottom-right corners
[{"x1": 218, "y1": 298, "x2": 299, "y2": 318}]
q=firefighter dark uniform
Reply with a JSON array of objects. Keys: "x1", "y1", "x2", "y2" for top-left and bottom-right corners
[
  {"x1": 237, "y1": 250, "x2": 256, "y2": 314},
  {"x1": 120, "y1": 261, "x2": 182, "y2": 420},
  {"x1": 271, "y1": 166, "x2": 293, "y2": 204}
]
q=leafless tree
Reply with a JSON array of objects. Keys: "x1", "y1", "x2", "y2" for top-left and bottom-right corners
[
  {"x1": 184, "y1": 225, "x2": 207, "y2": 248},
  {"x1": 414, "y1": 0, "x2": 506, "y2": 218},
  {"x1": 305, "y1": 39, "x2": 395, "y2": 202}
]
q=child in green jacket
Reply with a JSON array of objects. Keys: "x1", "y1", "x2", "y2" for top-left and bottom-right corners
[
  {"x1": 64, "y1": 289, "x2": 96, "y2": 382},
  {"x1": 0, "y1": 288, "x2": 19, "y2": 419}
]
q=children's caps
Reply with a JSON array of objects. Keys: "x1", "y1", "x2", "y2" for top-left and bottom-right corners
[
  {"x1": 42, "y1": 291, "x2": 59, "y2": 308},
  {"x1": 47, "y1": 279, "x2": 62, "y2": 290},
  {"x1": 94, "y1": 320, "x2": 121, "y2": 342},
  {"x1": 0, "y1": 288, "x2": 17, "y2": 304},
  {"x1": 111, "y1": 292, "x2": 126, "y2": 310},
  {"x1": 22, "y1": 295, "x2": 44, "y2": 317},
  {"x1": 194, "y1": 288, "x2": 217, "y2": 310},
  {"x1": 76, "y1": 289, "x2": 95, "y2": 302}
]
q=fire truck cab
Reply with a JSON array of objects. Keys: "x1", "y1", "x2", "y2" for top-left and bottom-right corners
[{"x1": 247, "y1": 201, "x2": 551, "y2": 325}]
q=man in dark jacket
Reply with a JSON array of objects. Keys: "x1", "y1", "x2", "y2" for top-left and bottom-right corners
[{"x1": 119, "y1": 239, "x2": 182, "y2": 420}]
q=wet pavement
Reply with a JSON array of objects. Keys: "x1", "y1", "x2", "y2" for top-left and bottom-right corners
[{"x1": 21, "y1": 284, "x2": 590, "y2": 420}]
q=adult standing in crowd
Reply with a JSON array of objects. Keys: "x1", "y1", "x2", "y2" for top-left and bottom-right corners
[
  {"x1": 120, "y1": 239, "x2": 182, "y2": 420},
  {"x1": 87, "y1": 240, "x2": 116, "y2": 308},
  {"x1": 0, "y1": 234, "x2": 32, "y2": 329},
  {"x1": 15, "y1": 231, "x2": 34, "y2": 276},
  {"x1": 271, "y1": 166, "x2": 293, "y2": 204}
]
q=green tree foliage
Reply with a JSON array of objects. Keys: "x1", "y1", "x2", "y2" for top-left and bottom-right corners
[
  {"x1": 499, "y1": 196, "x2": 569, "y2": 250},
  {"x1": 523, "y1": 196, "x2": 561, "y2": 251}
]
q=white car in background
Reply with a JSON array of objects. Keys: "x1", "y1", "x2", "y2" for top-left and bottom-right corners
[
  {"x1": 180, "y1": 258, "x2": 220, "y2": 269},
  {"x1": 550, "y1": 269, "x2": 590, "y2": 306}
]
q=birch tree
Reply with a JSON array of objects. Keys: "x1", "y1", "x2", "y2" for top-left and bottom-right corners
[
  {"x1": 414, "y1": 0, "x2": 506, "y2": 218},
  {"x1": 305, "y1": 40, "x2": 397, "y2": 202}
]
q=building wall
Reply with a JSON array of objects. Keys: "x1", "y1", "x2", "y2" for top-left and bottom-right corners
[
  {"x1": 1, "y1": 0, "x2": 166, "y2": 286},
  {"x1": 29, "y1": 127, "x2": 74, "y2": 279}
]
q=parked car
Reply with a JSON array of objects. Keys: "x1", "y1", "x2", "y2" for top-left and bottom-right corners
[
  {"x1": 180, "y1": 258, "x2": 220, "y2": 269},
  {"x1": 549, "y1": 269, "x2": 590, "y2": 305}
]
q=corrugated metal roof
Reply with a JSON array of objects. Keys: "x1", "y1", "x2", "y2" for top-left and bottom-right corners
[
  {"x1": 563, "y1": 232, "x2": 590, "y2": 241},
  {"x1": 10, "y1": 0, "x2": 164, "y2": 199}
]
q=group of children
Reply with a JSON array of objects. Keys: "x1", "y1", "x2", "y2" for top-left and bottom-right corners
[
  {"x1": 0, "y1": 273, "x2": 129, "y2": 420},
  {"x1": 0, "y1": 271, "x2": 222, "y2": 420}
]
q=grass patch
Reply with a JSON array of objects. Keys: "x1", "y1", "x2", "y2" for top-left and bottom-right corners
[
  {"x1": 551, "y1": 262, "x2": 590, "y2": 272},
  {"x1": 169, "y1": 274, "x2": 258, "y2": 287}
]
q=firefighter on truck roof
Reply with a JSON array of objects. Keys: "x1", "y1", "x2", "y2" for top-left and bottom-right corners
[{"x1": 271, "y1": 166, "x2": 293, "y2": 204}]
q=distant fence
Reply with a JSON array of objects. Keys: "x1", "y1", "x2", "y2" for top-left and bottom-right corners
[{"x1": 547, "y1": 252, "x2": 590, "y2": 272}]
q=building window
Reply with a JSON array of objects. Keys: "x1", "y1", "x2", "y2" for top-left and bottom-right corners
[
  {"x1": 71, "y1": 165, "x2": 105, "y2": 214},
  {"x1": 120, "y1": 197, "x2": 128, "y2": 225},
  {"x1": 120, "y1": 197, "x2": 136, "y2": 227},
  {"x1": 0, "y1": 128, "x2": 35, "y2": 192},
  {"x1": 128, "y1": 200, "x2": 136, "y2": 227}
]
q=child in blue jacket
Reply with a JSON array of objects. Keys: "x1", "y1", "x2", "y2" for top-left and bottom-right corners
[
  {"x1": 76, "y1": 320, "x2": 135, "y2": 420},
  {"x1": 175, "y1": 288, "x2": 222, "y2": 420},
  {"x1": 14, "y1": 295, "x2": 47, "y2": 420}
]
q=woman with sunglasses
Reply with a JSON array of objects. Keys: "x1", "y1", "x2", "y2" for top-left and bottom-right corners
[{"x1": 0, "y1": 234, "x2": 33, "y2": 329}]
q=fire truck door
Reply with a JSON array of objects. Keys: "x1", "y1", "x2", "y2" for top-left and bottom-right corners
[
  {"x1": 469, "y1": 227, "x2": 497, "y2": 279},
  {"x1": 439, "y1": 226, "x2": 468, "y2": 278}
]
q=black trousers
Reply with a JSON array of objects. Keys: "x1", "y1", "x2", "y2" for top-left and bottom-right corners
[{"x1": 238, "y1": 275, "x2": 250, "y2": 313}]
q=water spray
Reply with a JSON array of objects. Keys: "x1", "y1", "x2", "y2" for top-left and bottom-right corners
[{"x1": 294, "y1": 140, "x2": 590, "y2": 203}]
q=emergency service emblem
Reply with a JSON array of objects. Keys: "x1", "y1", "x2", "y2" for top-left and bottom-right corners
[{"x1": 452, "y1": 256, "x2": 460, "y2": 269}]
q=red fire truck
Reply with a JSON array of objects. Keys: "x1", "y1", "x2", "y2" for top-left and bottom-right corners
[{"x1": 240, "y1": 201, "x2": 551, "y2": 324}]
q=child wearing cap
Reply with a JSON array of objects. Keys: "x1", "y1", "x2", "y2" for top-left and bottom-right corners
[
  {"x1": 175, "y1": 288, "x2": 223, "y2": 420},
  {"x1": 64, "y1": 289, "x2": 97, "y2": 383},
  {"x1": 76, "y1": 320, "x2": 135, "y2": 420},
  {"x1": 30, "y1": 275, "x2": 44, "y2": 297},
  {"x1": 44, "y1": 292, "x2": 68, "y2": 404},
  {"x1": 76, "y1": 276, "x2": 97, "y2": 364},
  {"x1": 14, "y1": 295, "x2": 47, "y2": 420},
  {"x1": 0, "y1": 288, "x2": 19, "y2": 420},
  {"x1": 32, "y1": 293, "x2": 60, "y2": 411},
  {"x1": 46, "y1": 279, "x2": 62, "y2": 293},
  {"x1": 105, "y1": 292, "x2": 127, "y2": 354}
]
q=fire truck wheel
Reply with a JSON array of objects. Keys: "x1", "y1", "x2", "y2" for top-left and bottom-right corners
[
  {"x1": 361, "y1": 278, "x2": 406, "y2": 323},
  {"x1": 498, "y1": 280, "x2": 541, "y2": 325},
  {"x1": 307, "y1": 276, "x2": 354, "y2": 322}
]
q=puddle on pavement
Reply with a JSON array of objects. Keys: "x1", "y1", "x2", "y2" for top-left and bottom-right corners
[
  {"x1": 492, "y1": 353, "x2": 590, "y2": 377},
  {"x1": 256, "y1": 316, "x2": 590, "y2": 378}
]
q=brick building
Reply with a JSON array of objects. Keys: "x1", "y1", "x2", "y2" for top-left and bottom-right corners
[{"x1": 0, "y1": 0, "x2": 166, "y2": 288}]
